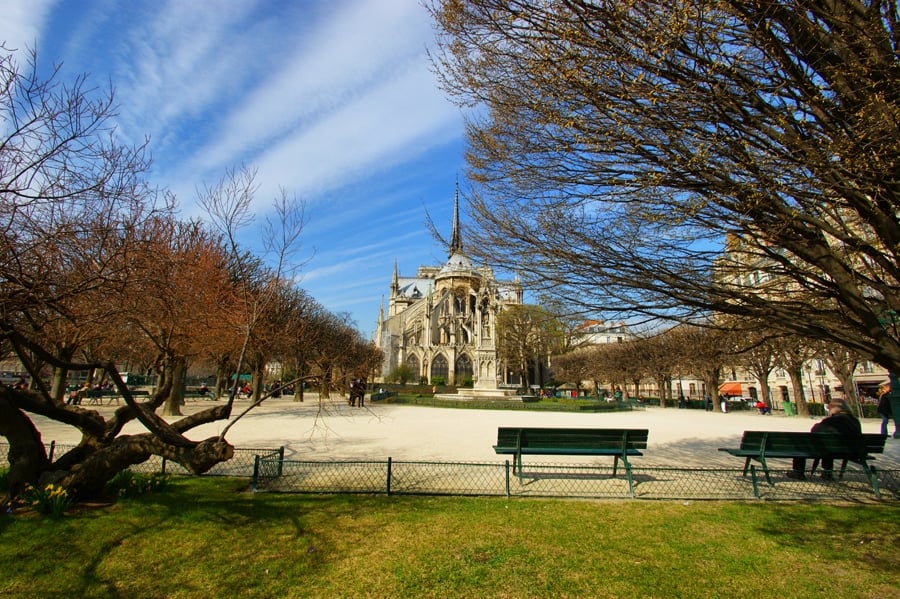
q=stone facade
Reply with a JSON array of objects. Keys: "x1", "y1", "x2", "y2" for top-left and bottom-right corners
[{"x1": 374, "y1": 189, "x2": 522, "y2": 387}]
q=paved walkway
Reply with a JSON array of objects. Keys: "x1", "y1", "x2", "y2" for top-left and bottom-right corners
[{"x1": 31, "y1": 395, "x2": 900, "y2": 469}]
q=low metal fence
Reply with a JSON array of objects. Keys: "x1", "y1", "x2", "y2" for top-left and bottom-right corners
[
  {"x1": 253, "y1": 456, "x2": 900, "y2": 502},
  {"x1": 0, "y1": 442, "x2": 279, "y2": 478},
  {"x1": 4, "y1": 441, "x2": 898, "y2": 502}
]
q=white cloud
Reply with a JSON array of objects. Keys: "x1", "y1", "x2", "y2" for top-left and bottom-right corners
[
  {"x1": 168, "y1": 0, "x2": 459, "y2": 207},
  {"x1": 0, "y1": 0, "x2": 56, "y2": 55}
]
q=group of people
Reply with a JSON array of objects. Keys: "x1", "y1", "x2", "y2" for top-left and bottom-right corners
[{"x1": 349, "y1": 378, "x2": 367, "y2": 407}]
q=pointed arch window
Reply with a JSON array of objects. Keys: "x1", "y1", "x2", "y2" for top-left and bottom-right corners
[
  {"x1": 431, "y1": 354, "x2": 449, "y2": 381},
  {"x1": 455, "y1": 354, "x2": 473, "y2": 381},
  {"x1": 406, "y1": 354, "x2": 420, "y2": 377}
]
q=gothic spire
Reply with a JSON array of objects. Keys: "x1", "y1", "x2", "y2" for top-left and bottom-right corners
[
  {"x1": 390, "y1": 259, "x2": 399, "y2": 294},
  {"x1": 449, "y1": 180, "x2": 462, "y2": 256}
]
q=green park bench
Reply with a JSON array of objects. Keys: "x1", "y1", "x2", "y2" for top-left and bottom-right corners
[
  {"x1": 87, "y1": 389, "x2": 150, "y2": 405},
  {"x1": 83, "y1": 389, "x2": 113, "y2": 405},
  {"x1": 493, "y1": 427, "x2": 649, "y2": 495},
  {"x1": 718, "y1": 431, "x2": 887, "y2": 497}
]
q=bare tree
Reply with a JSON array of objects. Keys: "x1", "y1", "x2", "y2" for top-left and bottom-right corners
[
  {"x1": 773, "y1": 335, "x2": 819, "y2": 417},
  {"x1": 0, "y1": 48, "x2": 236, "y2": 506},
  {"x1": 669, "y1": 324, "x2": 736, "y2": 412},
  {"x1": 640, "y1": 330, "x2": 684, "y2": 407},
  {"x1": 732, "y1": 326, "x2": 783, "y2": 410},
  {"x1": 497, "y1": 304, "x2": 561, "y2": 392},
  {"x1": 810, "y1": 338, "x2": 865, "y2": 417},
  {"x1": 430, "y1": 0, "x2": 900, "y2": 373}
]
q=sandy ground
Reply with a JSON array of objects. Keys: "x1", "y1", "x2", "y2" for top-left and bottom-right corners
[{"x1": 29, "y1": 395, "x2": 900, "y2": 469}]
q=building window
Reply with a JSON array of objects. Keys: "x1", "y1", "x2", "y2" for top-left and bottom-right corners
[
  {"x1": 431, "y1": 354, "x2": 449, "y2": 381},
  {"x1": 406, "y1": 355, "x2": 420, "y2": 377},
  {"x1": 456, "y1": 355, "x2": 473, "y2": 382}
]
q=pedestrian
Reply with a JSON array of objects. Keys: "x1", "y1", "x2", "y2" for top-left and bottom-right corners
[
  {"x1": 877, "y1": 390, "x2": 896, "y2": 438},
  {"x1": 705, "y1": 394, "x2": 712, "y2": 411},
  {"x1": 720, "y1": 395, "x2": 728, "y2": 413},
  {"x1": 787, "y1": 399, "x2": 861, "y2": 480}
]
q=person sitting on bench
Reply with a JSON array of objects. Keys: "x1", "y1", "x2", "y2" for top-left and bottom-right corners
[{"x1": 787, "y1": 399, "x2": 861, "y2": 480}]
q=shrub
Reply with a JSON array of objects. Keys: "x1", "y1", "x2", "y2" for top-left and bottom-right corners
[
  {"x1": 431, "y1": 376, "x2": 446, "y2": 386},
  {"x1": 106, "y1": 471, "x2": 169, "y2": 498},
  {"x1": 388, "y1": 364, "x2": 415, "y2": 385},
  {"x1": 23, "y1": 483, "x2": 72, "y2": 517}
]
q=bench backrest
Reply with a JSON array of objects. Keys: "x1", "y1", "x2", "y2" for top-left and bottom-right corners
[
  {"x1": 496, "y1": 427, "x2": 649, "y2": 452},
  {"x1": 739, "y1": 431, "x2": 886, "y2": 457}
]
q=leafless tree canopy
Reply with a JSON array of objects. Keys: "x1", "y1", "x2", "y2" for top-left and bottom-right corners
[
  {"x1": 0, "y1": 49, "x2": 377, "y2": 507},
  {"x1": 430, "y1": 1, "x2": 900, "y2": 371}
]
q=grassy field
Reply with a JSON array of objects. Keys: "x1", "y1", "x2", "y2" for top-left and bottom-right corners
[{"x1": 2, "y1": 476, "x2": 898, "y2": 598}]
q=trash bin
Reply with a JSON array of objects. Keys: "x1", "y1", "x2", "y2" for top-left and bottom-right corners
[{"x1": 783, "y1": 400, "x2": 794, "y2": 416}]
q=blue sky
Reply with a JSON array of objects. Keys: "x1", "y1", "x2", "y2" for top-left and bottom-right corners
[{"x1": 1, "y1": 0, "x2": 467, "y2": 337}]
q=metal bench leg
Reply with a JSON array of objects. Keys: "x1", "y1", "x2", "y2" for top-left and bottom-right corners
[
  {"x1": 860, "y1": 462, "x2": 881, "y2": 499},
  {"x1": 612, "y1": 455, "x2": 620, "y2": 478},
  {"x1": 759, "y1": 457, "x2": 773, "y2": 486}
]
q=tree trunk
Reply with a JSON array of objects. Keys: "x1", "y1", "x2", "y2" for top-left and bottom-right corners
[
  {"x1": 58, "y1": 434, "x2": 234, "y2": 501},
  {"x1": 252, "y1": 365, "x2": 265, "y2": 401},
  {"x1": 162, "y1": 358, "x2": 185, "y2": 416},
  {"x1": 787, "y1": 367, "x2": 810, "y2": 417},
  {"x1": 49, "y1": 365, "x2": 69, "y2": 404},
  {"x1": 0, "y1": 390, "x2": 50, "y2": 508},
  {"x1": 706, "y1": 368, "x2": 722, "y2": 413}
]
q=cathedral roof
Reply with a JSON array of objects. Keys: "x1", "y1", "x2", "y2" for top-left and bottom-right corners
[
  {"x1": 438, "y1": 251, "x2": 475, "y2": 276},
  {"x1": 396, "y1": 277, "x2": 433, "y2": 299}
]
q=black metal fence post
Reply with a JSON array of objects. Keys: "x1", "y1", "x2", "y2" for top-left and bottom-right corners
[
  {"x1": 251, "y1": 455, "x2": 260, "y2": 491},
  {"x1": 750, "y1": 465, "x2": 760, "y2": 498},
  {"x1": 505, "y1": 460, "x2": 510, "y2": 497},
  {"x1": 386, "y1": 457, "x2": 393, "y2": 495}
]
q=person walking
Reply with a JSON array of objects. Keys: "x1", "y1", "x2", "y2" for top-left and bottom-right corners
[{"x1": 877, "y1": 390, "x2": 896, "y2": 438}]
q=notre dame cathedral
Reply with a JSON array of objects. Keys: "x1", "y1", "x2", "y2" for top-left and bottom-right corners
[{"x1": 374, "y1": 188, "x2": 523, "y2": 392}]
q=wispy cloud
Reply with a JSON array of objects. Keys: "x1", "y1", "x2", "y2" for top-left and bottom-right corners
[
  {"x1": 0, "y1": 0, "x2": 467, "y2": 336},
  {"x1": 0, "y1": 0, "x2": 56, "y2": 55}
]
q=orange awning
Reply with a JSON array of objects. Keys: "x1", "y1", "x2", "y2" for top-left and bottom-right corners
[{"x1": 718, "y1": 382, "x2": 742, "y2": 396}]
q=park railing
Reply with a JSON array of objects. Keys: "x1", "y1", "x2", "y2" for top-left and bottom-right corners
[
  {"x1": 3, "y1": 441, "x2": 897, "y2": 502},
  {"x1": 251, "y1": 456, "x2": 899, "y2": 502}
]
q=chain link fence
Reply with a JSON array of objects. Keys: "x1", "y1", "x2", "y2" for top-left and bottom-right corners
[
  {"x1": 0, "y1": 441, "x2": 279, "y2": 478},
  {"x1": 4, "y1": 441, "x2": 898, "y2": 502},
  {"x1": 252, "y1": 456, "x2": 900, "y2": 502}
]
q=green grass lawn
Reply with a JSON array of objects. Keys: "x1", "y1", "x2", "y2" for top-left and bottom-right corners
[{"x1": 2, "y1": 477, "x2": 898, "y2": 598}]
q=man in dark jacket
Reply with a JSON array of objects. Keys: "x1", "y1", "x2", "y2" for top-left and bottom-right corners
[
  {"x1": 787, "y1": 400, "x2": 861, "y2": 480},
  {"x1": 878, "y1": 391, "x2": 896, "y2": 437}
]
